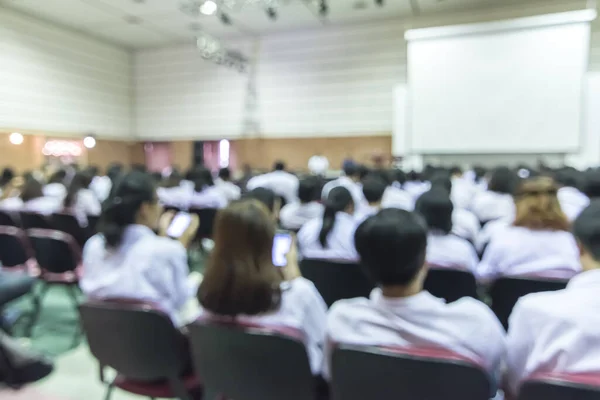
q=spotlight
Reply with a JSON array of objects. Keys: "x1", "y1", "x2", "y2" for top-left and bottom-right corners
[
  {"x1": 220, "y1": 13, "x2": 232, "y2": 25},
  {"x1": 9, "y1": 132, "x2": 23, "y2": 145},
  {"x1": 266, "y1": 7, "x2": 277, "y2": 20},
  {"x1": 319, "y1": 0, "x2": 328, "y2": 16},
  {"x1": 200, "y1": 0, "x2": 217, "y2": 15},
  {"x1": 83, "y1": 135, "x2": 96, "y2": 149}
]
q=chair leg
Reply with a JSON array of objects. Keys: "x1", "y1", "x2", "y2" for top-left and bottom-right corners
[{"x1": 25, "y1": 282, "x2": 50, "y2": 337}]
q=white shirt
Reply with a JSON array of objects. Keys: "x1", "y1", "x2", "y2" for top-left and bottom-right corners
[
  {"x1": 426, "y1": 233, "x2": 479, "y2": 273},
  {"x1": 158, "y1": 183, "x2": 227, "y2": 210},
  {"x1": 308, "y1": 155, "x2": 330, "y2": 176},
  {"x1": 505, "y1": 269, "x2": 600, "y2": 396},
  {"x1": 72, "y1": 188, "x2": 101, "y2": 216},
  {"x1": 213, "y1": 179, "x2": 241, "y2": 203},
  {"x1": 403, "y1": 181, "x2": 431, "y2": 202},
  {"x1": 2, "y1": 196, "x2": 63, "y2": 215},
  {"x1": 471, "y1": 191, "x2": 515, "y2": 223},
  {"x1": 477, "y1": 226, "x2": 581, "y2": 282},
  {"x1": 354, "y1": 204, "x2": 379, "y2": 224},
  {"x1": 381, "y1": 186, "x2": 414, "y2": 211},
  {"x1": 475, "y1": 218, "x2": 511, "y2": 253},
  {"x1": 325, "y1": 289, "x2": 506, "y2": 378},
  {"x1": 558, "y1": 186, "x2": 589, "y2": 222},
  {"x1": 81, "y1": 225, "x2": 197, "y2": 326},
  {"x1": 452, "y1": 208, "x2": 480, "y2": 243},
  {"x1": 189, "y1": 186, "x2": 228, "y2": 209},
  {"x1": 451, "y1": 176, "x2": 476, "y2": 210},
  {"x1": 279, "y1": 202, "x2": 324, "y2": 231},
  {"x1": 247, "y1": 171, "x2": 299, "y2": 205},
  {"x1": 157, "y1": 185, "x2": 190, "y2": 210},
  {"x1": 43, "y1": 183, "x2": 67, "y2": 201},
  {"x1": 90, "y1": 176, "x2": 112, "y2": 203},
  {"x1": 200, "y1": 277, "x2": 327, "y2": 375},
  {"x1": 297, "y1": 212, "x2": 359, "y2": 262},
  {"x1": 321, "y1": 176, "x2": 366, "y2": 209}
]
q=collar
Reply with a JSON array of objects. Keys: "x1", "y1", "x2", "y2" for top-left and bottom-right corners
[
  {"x1": 567, "y1": 269, "x2": 600, "y2": 290},
  {"x1": 370, "y1": 288, "x2": 441, "y2": 308}
]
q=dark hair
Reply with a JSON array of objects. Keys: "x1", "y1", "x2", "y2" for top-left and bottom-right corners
[
  {"x1": 130, "y1": 163, "x2": 147, "y2": 173},
  {"x1": 198, "y1": 200, "x2": 282, "y2": 316},
  {"x1": 574, "y1": 200, "x2": 600, "y2": 260},
  {"x1": 97, "y1": 171, "x2": 156, "y2": 248},
  {"x1": 48, "y1": 170, "x2": 67, "y2": 185},
  {"x1": 161, "y1": 169, "x2": 182, "y2": 188},
  {"x1": 449, "y1": 166, "x2": 463, "y2": 176},
  {"x1": 20, "y1": 177, "x2": 44, "y2": 202},
  {"x1": 298, "y1": 176, "x2": 319, "y2": 204},
  {"x1": 186, "y1": 167, "x2": 214, "y2": 192},
  {"x1": 583, "y1": 169, "x2": 600, "y2": 198},
  {"x1": 274, "y1": 161, "x2": 286, "y2": 171},
  {"x1": 554, "y1": 168, "x2": 580, "y2": 189},
  {"x1": 362, "y1": 175, "x2": 387, "y2": 204},
  {"x1": 488, "y1": 167, "x2": 519, "y2": 195},
  {"x1": 415, "y1": 189, "x2": 454, "y2": 234},
  {"x1": 357, "y1": 165, "x2": 370, "y2": 181},
  {"x1": 429, "y1": 172, "x2": 452, "y2": 194},
  {"x1": 343, "y1": 163, "x2": 358, "y2": 178},
  {"x1": 393, "y1": 169, "x2": 407, "y2": 186},
  {"x1": 64, "y1": 172, "x2": 93, "y2": 208},
  {"x1": 107, "y1": 163, "x2": 123, "y2": 183},
  {"x1": 355, "y1": 208, "x2": 427, "y2": 285},
  {"x1": 407, "y1": 170, "x2": 421, "y2": 182},
  {"x1": 319, "y1": 186, "x2": 353, "y2": 247},
  {"x1": 218, "y1": 167, "x2": 232, "y2": 181},
  {"x1": 244, "y1": 187, "x2": 276, "y2": 213},
  {"x1": 0, "y1": 168, "x2": 15, "y2": 188},
  {"x1": 474, "y1": 166, "x2": 487, "y2": 181}
]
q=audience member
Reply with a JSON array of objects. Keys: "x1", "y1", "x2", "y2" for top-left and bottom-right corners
[
  {"x1": 63, "y1": 171, "x2": 101, "y2": 220},
  {"x1": 0, "y1": 168, "x2": 16, "y2": 199},
  {"x1": 0, "y1": 177, "x2": 60, "y2": 215},
  {"x1": 243, "y1": 187, "x2": 281, "y2": 221},
  {"x1": 355, "y1": 175, "x2": 387, "y2": 223},
  {"x1": 477, "y1": 177, "x2": 581, "y2": 282},
  {"x1": 582, "y1": 168, "x2": 600, "y2": 199},
  {"x1": 214, "y1": 167, "x2": 241, "y2": 203},
  {"x1": 321, "y1": 162, "x2": 365, "y2": 207},
  {"x1": 450, "y1": 166, "x2": 477, "y2": 210},
  {"x1": 555, "y1": 168, "x2": 589, "y2": 221},
  {"x1": 403, "y1": 171, "x2": 431, "y2": 200},
  {"x1": 43, "y1": 170, "x2": 67, "y2": 201},
  {"x1": 505, "y1": 201, "x2": 600, "y2": 397},
  {"x1": 381, "y1": 169, "x2": 414, "y2": 211},
  {"x1": 298, "y1": 186, "x2": 358, "y2": 261},
  {"x1": 280, "y1": 176, "x2": 324, "y2": 231},
  {"x1": 81, "y1": 171, "x2": 200, "y2": 326},
  {"x1": 198, "y1": 200, "x2": 327, "y2": 375},
  {"x1": 246, "y1": 161, "x2": 299, "y2": 205},
  {"x1": 188, "y1": 167, "x2": 227, "y2": 209},
  {"x1": 308, "y1": 153, "x2": 329, "y2": 176},
  {"x1": 471, "y1": 167, "x2": 519, "y2": 224},
  {"x1": 325, "y1": 209, "x2": 505, "y2": 380}
]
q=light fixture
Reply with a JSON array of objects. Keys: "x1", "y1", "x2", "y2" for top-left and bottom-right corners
[
  {"x1": 83, "y1": 135, "x2": 96, "y2": 149},
  {"x1": 200, "y1": 0, "x2": 218, "y2": 15},
  {"x1": 9, "y1": 132, "x2": 23, "y2": 145}
]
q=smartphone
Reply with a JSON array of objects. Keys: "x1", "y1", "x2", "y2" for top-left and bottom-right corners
[
  {"x1": 272, "y1": 231, "x2": 293, "y2": 267},
  {"x1": 166, "y1": 212, "x2": 192, "y2": 238}
]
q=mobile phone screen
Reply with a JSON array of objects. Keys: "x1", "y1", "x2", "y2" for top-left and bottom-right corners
[
  {"x1": 166, "y1": 212, "x2": 192, "y2": 238},
  {"x1": 272, "y1": 232, "x2": 293, "y2": 267}
]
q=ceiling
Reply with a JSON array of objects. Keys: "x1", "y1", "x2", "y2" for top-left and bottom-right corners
[{"x1": 0, "y1": 0, "x2": 570, "y2": 49}]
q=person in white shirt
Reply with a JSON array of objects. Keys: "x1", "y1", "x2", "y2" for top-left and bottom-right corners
[
  {"x1": 188, "y1": 167, "x2": 228, "y2": 210},
  {"x1": 298, "y1": 186, "x2": 358, "y2": 262},
  {"x1": 246, "y1": 161, "x2": 299, "y2": 206},
  {"x1": 63, "y1": 172, "x2": 102, "y2": 225},
  {"x1": 471, "y1": 167, "x2": 519, "y2": 224},
  {"x1": 415, "y1": 189, "x2": 478, "y2": 273},
  {"x1": 326, "y1": 209, "x2": 506, "y2": 382},
  {"x1": 0, "y1": 168, "x2": 15, "y2": 199},
  {"x1": 0, "y1": 177, "x2": 61, "y2": 215},
  {"x1": 321, "y1": 163, "x2": 366, "y2": 208},
  {"x1": 504, "y1": 201, "x2": 600, "y2": 398},
  {"x1": 450, "y1": 166, "x2": 476, "y2": 210},
  {"x1": 381, "y1": 169, "x2": 414, "y2": 211},
  {"x1": 214, "y1": 167, "x2": 241, "y2": 203},
  {"x1": 477, "y1": 177, "x2": 581, "y2": 283},
  {"x1": 81, "y1": 170, "x2": 200, "y2": 327},
  {"x1": 280, "y1": 177, "x2": 324, "y2": 231},
  {"x1": 354, "y1": 175, "x2": 386, "y2": 223},
  {"x1": 308, "y1": 153, "x2": 330, "y2": 177},
  {"x1": 198, "y1": 200, "x2": 327, "y2": 376},
  {"x1": 555, "y1": 168, "x2": 589, "y2": 222},
  {"x1": 43, "y1": 170, "x2": 67, "y2": 202}
]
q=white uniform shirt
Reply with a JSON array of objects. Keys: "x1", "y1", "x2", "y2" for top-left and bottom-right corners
[
  {"x1": 15, "y1": 197, "x2": 62, "y2": 215},
  {"x1": 354, "y1": 205, "x2": 379, "y2": 224},
  {"x1": 158, "y1": 183, "x2": 227, "y2": 210},
  {"x1": 403, "y1": 181, "x2": 431, "y2": 202},
  {"x1": 213, "y1": 179, "x2": 241, "y2": 203},
  {"x1": 426, "y1": 233, "x2": 479, "y2": 273},
  {"x1": 297, "y1": 212, "x2": 359, "y2": 262},
  {"x1": 505, "y1": 269, "x2": 600, "y2": 396},
  {"x1": 43, "y1": 183, "x2": 67, "y2": 202},
  {"x1": 325, "y1": 289, "x2": 506, "y2": 378},
  {"x1": 81, "y1": 225, "x2": 197, "y2": 326},
  {"x1": 247, "y1": 171, "x2": 299, "y2": 205},
  {"x1": 452, "y1": 208, "x2": 480, "y2": 243},
  {"x1": 321, "y1": 176, "x2": 366, "y2": 208},
  {"x1": 451, "y1": 176, "x2": 476, "y2": 210},
  {"x1": 90, "y1": 176, "x2": 112, "y2": 203},
  {"x1": 72, "y1": 188, "x2": 101, "y2": 216},
  {"x1": 201, "y1": 277, "x2": 327, "y2": 375},
  {"x1": 558, "y1": 186, "x2": 589, "y2": 222},
  {"x1": 471, "y1": 191, "x2": 515, "y2": 223},
  {"x1": 381, "y1": 186, "x2": 414, "y2": 211},
  {"x1": 157, "y1": 185, "x2": 190, "y2": 210},
  {"x1": 477, "y1": 226, "x2": 581, "y2": 282},
  {"x1": 308, "y1": 155, "x2": 330, "y2": 176},
  {"x1": 189, "y1": 186, "x2": 228, "y2": 209},
  {"x1": 279, "y1": 202, "x2": 324, "y2": 231}
]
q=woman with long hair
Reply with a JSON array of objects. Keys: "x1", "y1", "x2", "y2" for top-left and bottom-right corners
[{"x1": 0, "y1": 176, "x2": 61, "y2": 215}]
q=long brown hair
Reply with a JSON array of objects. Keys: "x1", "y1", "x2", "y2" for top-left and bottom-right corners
[
  {"x1": 198, "y1": 200, "x2": 282, "y2": 316},
  {"x1": 513, "y1": 177, "x2": 570, "y2": 231}
]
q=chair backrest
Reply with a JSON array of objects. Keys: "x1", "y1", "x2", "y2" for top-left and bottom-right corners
[
  {"x1": 188, "y1": 318, "x2": 315, "y2": 400},
  {"x1": 0, "y1": 226, "x2": 34, "y2": 268},
  {"x1": 424, "y1": 268, "x2": 478, "y2": 303},
  {"x1": 519, "y1": 373, "x2": 600, "y2": 400},
  {"x1": 0, "y1": 210, "x2": 19, "y2": 227},
  {"x1": 332, "y1": 345, "x2": 491, "y2": 400},
  {"x1": 189, "y1": 208, "x2": 218, "y2": 238},
  {"x1": 300, "y1": 259, "x2": 375, "y2": 307},
  {"x1": 26, "y1": 229, "x2": 81, "y2": 274},
  {"x1": 490, "y1": 277, "x2": 568, "y2": 329},
  {"x1": 51, "y1": 212, "x2": 87, "y2": 248},
  {"x1": 19, "y1": 212, "x2": 52, "y2": 230},
  {"x1": 87, "y1": 215, "x2": 100, "y2": 233},
  {"x1": 79, "y1": 299, "x2": 189, "y2": 382}
]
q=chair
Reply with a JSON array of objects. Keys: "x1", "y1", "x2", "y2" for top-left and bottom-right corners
[
  {"x1": 79, "y1": 299, "x2": 202, "y2": 400},
  {"x1": 424, "y1": 267, "x2": 478, "y2": 303},
  {"x1": 51, "y1": 212, "x2": 90, "y2": 249},
  {"x1": 19, "y1": 212, "x2": 51, "y2": 230},
  {"x1": 300, "y1": 259, "x2": 375, "y2": 307},
  {"x1": 0, "y1": 210, "x2": 19, "y2": 227},
  {"x1": 188, "y1": 318, "x2": 316, "y2": 400},
  {"x1": 0, "y1": 226, "x2": 39, "y2": 276},
  {"x1": 490, "y1": 277, "x2": 568, "y2": 330},
  {"x1": 189, "y1": 208, "x2": 218, "y2": 239},
  {"x1": 331, "y1": 345, "x2": 491, "y2": 400},
  {"x1": 519, "y1": 372, "x2": 600, "y2": 400}
]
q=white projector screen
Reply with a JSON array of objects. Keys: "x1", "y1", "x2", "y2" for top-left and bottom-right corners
[{"x1": 406, "y1": 12, "x2": 592, "y2": 154}]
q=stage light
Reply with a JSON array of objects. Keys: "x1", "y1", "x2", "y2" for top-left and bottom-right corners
[
  {"x1": 83, "y1": 136, "x2": 96, "y2": 149},
  {"x1": 200, "y1": 0, "x2": 217, "y2": 15},
  {"x1": 9, "y1": 132, "x2": 23, "y2": 145}
]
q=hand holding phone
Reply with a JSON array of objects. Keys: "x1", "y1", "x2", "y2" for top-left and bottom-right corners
[
  {"x1": 166, "y1": 212, "x2": 192, "y2": 238},
  {"x1": 272, "y1": 231, "x2": 293, "y2": 267}
]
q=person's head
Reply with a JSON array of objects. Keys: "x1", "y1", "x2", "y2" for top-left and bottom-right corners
[
  {"x1": 243, "y1": 187, "x2": 280, "y2": 220},
  {"x1": 415, "y1": 189, "x2": 454, "y2": 234},
  {"x1": 488, "y1": 167, "x2": 519, "y2": 195},
  {"x1": 298, "y1": 176, "x2": 320, "y2": 204},
  {"x1": 20, "y1": 177, "x2": 44, "y2": 202},
  {"x1": 573, "y1": 201, "x2": 600, "y2": 271},
  {"x1": 357, "y1": 165, "x2": 370, "y2": 181},
  {"x1": 407, "y1": 170, "x2": 421, "y2": 182},
  {"x1": 473, "y1": 166, "x2": 487, "y2": 182},
  {"x1": 107, "y1": 163, "x2": 123, "y2": 183},
  {"x1": 273, "y1": 161, "x2": 286, "y2": 172},
  {"x1": 0, "y1": 168, "x2": 15, "y2": 188},
  {"x1": 583, "y1": 169, "x2": 600, "y2": 198},
  {"x1": 355, "y1": 209, "x2": 428, "y2": 289},
  {"x1": 449, "y1": 166, "x2": 463, "y2": 178},
  {"x1": 319, "y1": 186, "x2": 354, "y2": 247},
  {"x1": 513, "y1": 177, "x2": 569, "y2": 232},
  {"x1": 198, "y1": 200, "x2": 282, "y2": 316},
  {"x1": 218, "y1": 167, "x2": 232, "y2": 182},
  {"x1": 97, "y1": 171, "x2": 161, "y2": 248},
  {"x1": 187, "y1": 166, "x2": 214, "y2": 192},
  {"x1": 343, "y1": 163, "x2": 360, "y2": 181},
  {"x1": 554, "y1": 168, "x2": 581, "y2": 189},
  {"x1": 362, "y1": 175, "x2": 387, "y2": 205},
  {"x1": 47, "y1": 170, "x2": 67, "y2": 185},
  {"x1": 86, "y1": 165, "x2": 99, "y2": 178},
  {"x1": 429, "y1": 172, "x2": 452, "y2": 194},
  {"x1": 392, "y1": 169, "x2": 407, "y2": 186},
  {"x1": 64, "y1": 171, "x2": 93, "y2": 208},
  {"x1": 161, "y1": 169, "x2": 182, "y2": 188}
]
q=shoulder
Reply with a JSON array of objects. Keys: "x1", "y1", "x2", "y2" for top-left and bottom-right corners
[
  {"x1": 328, "y1": 296, "x2": 372, "y2": 320},
  {"x1": 82, "y1": 234, "x2": 106, "y2": 259},
  {"x1": 511, "y1": 289, "x2": 566, "y2": 321},
  {"x1": 298, "y1": 217, "x2": 321, "y2": 237},
  {"x1": 142, "y1": 235, "x2": 187, "y2": 260},
  {"x1": 449, "y1": 297, "x2": 504, "y2": 330},
  {"x1": 285, "y1": 277, "x2": 322, "y2": 298}
]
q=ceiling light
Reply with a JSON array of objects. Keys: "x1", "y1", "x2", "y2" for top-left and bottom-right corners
[
  {"x1": 83, "y1": 136, "x2": 96, "y2": 149},
  {"x1": 9, "y1": 132, "x2": 23, "y2": 145},
  {"x1": 266, "y1": 7, "x2": 277, "y2": 20},
  {"x1": 200, "y1": 0, "x2": 218, "y2": 15}
]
